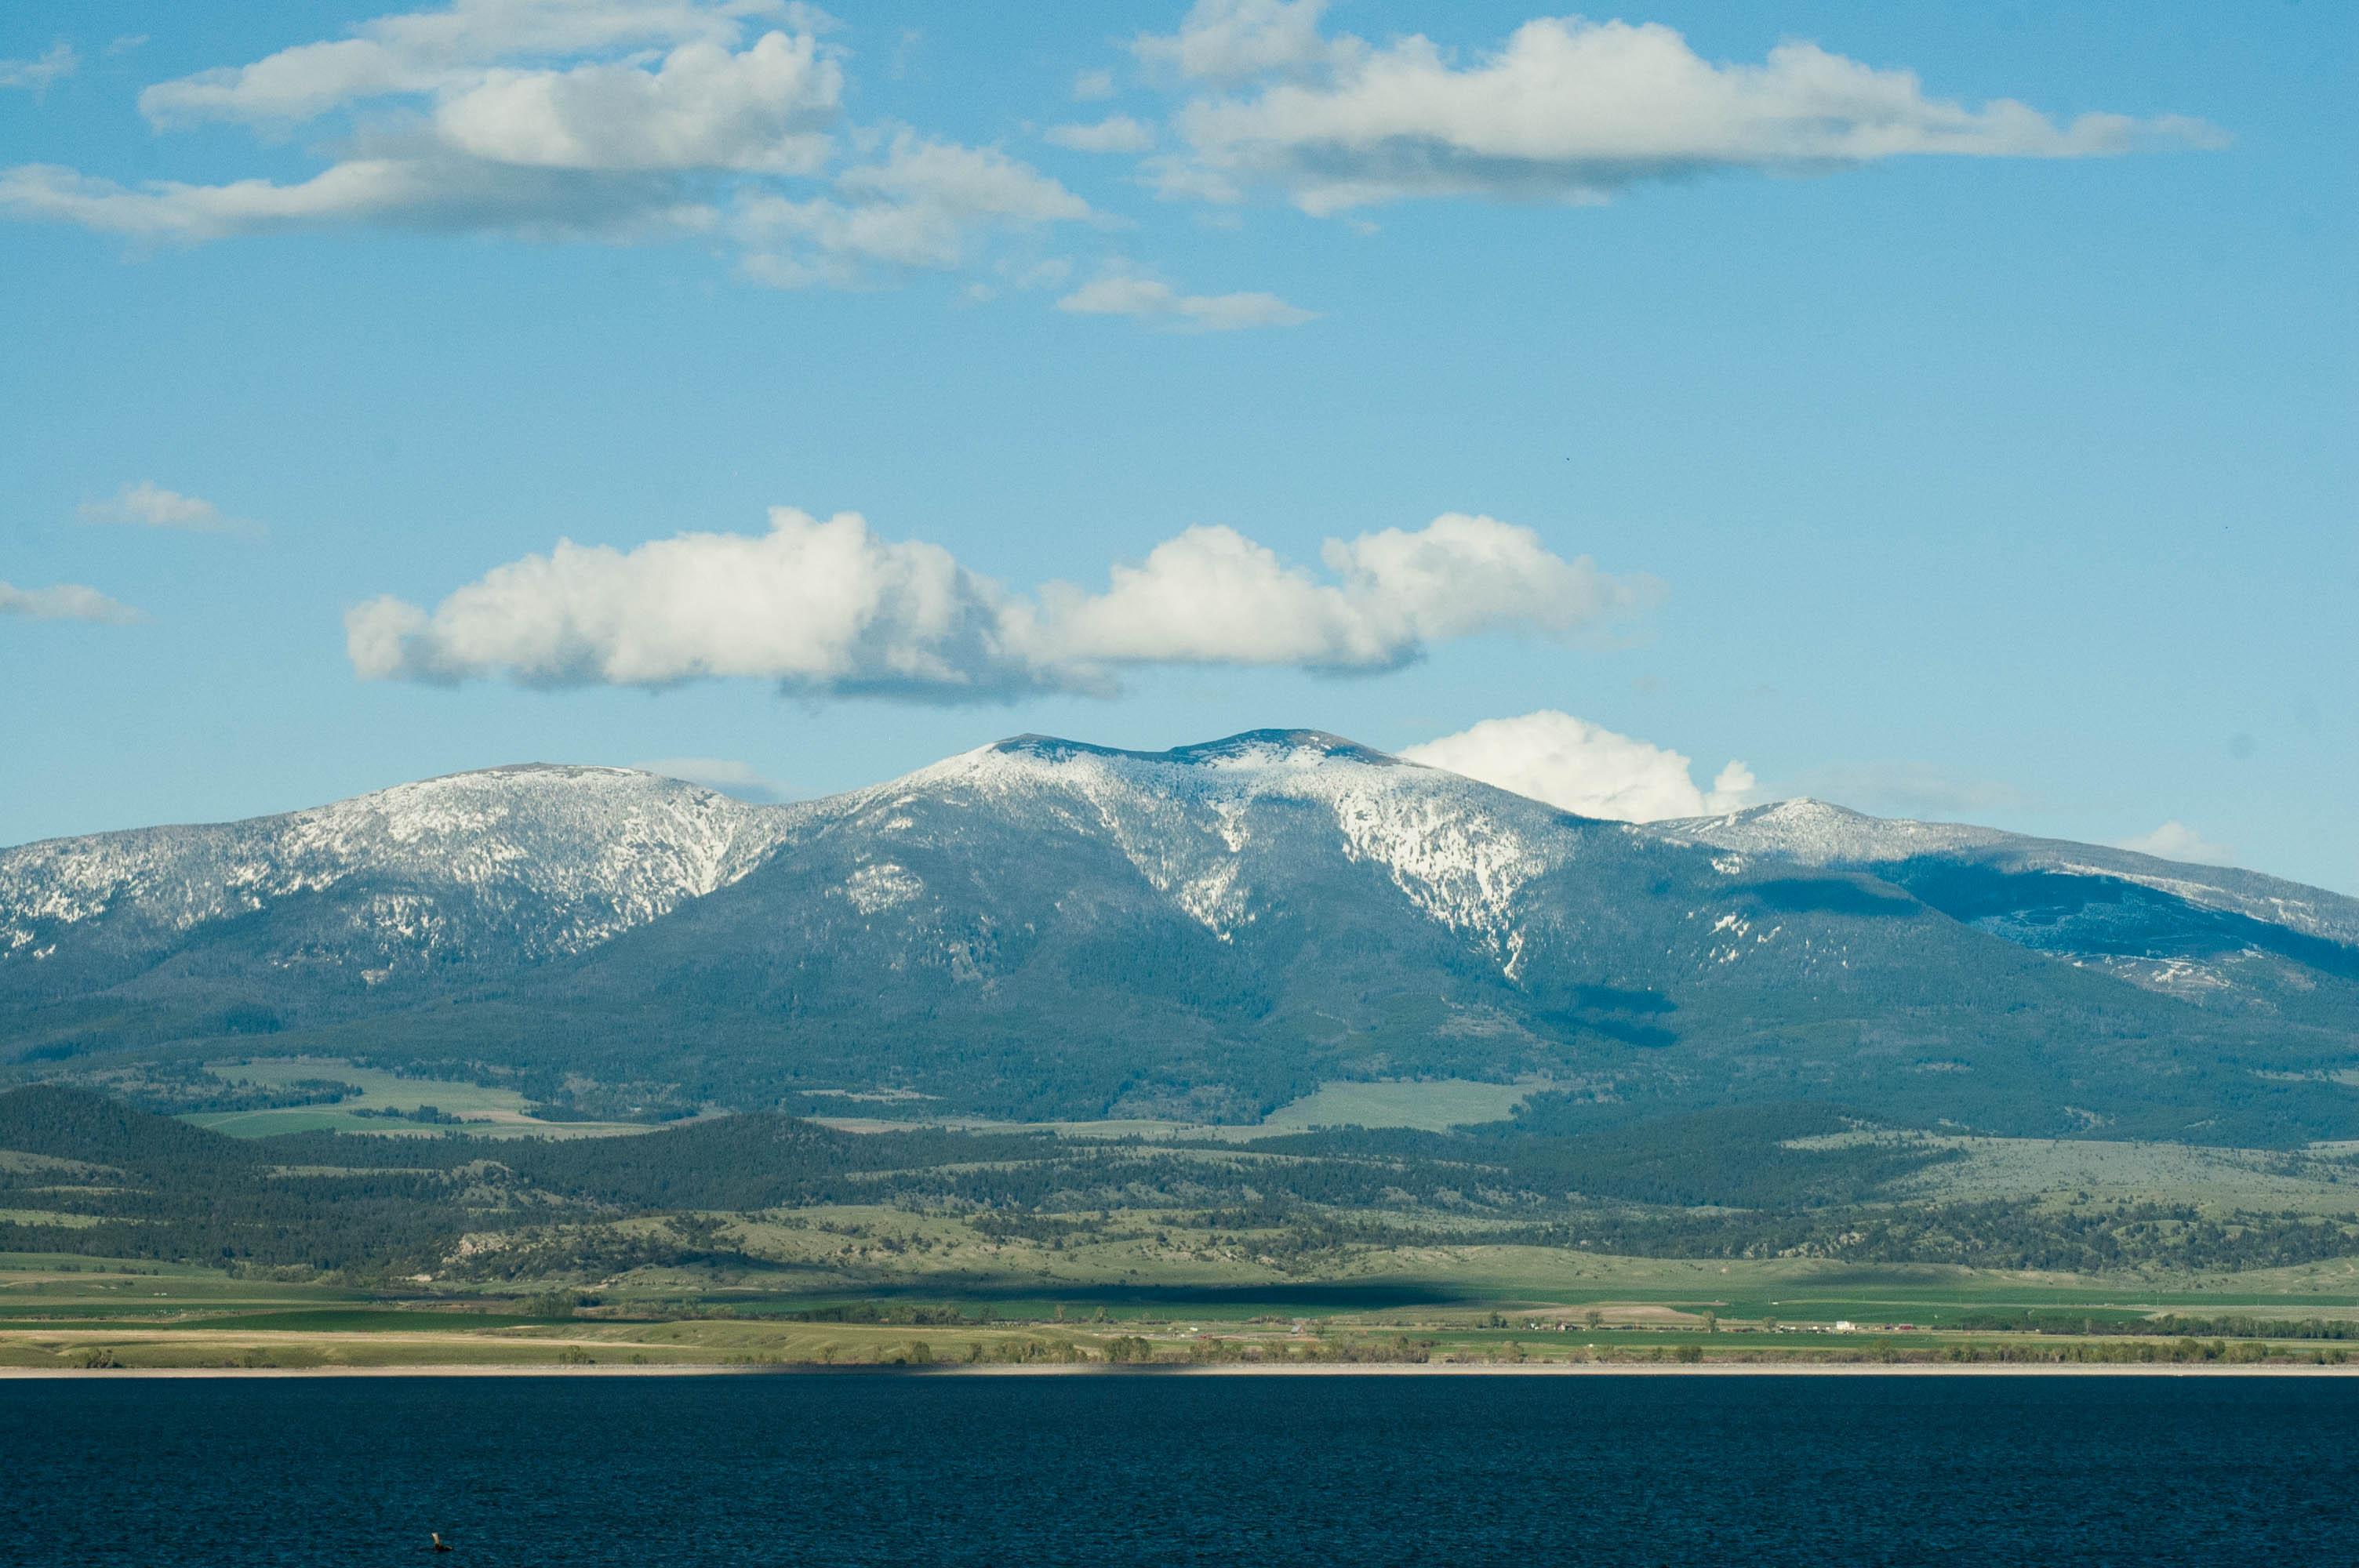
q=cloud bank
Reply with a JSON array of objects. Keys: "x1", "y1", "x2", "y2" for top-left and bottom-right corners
[
  {"x1": 347, "y1": 507, "x2": 1649, "y2": 698},
  {"x1": 1403, "y1": 710, "x2": 1754, "y2": 822},
  {"x1": 0, "y1": 0, "x2": 1277, "y2": 318},
  {"x1": 1136, "y1": 3, "x2": 2222, "y2": 214},
  {"x1": 0, "y1": 1, "x2": 1103, "y2": 295}
]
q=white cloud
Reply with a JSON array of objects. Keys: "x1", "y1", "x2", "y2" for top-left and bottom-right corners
[
  {"x1": 138, "y1": 0, "x2": 810, "y2": 125},
  {"x1": 1038, "y1": 514, "x2": 1648, "y2": 670},
  {"x1": 1134, "y1": 0, "x2": 1344, "y2": 84},
  {"x1": 1402, "y1": 711, "x2": 1755, "y2": 822},
  {"x1": 736, "y1": 132, "x2": 1092, "y2": 283},
  {"x1": 0, "y1": 0, "x2": 1289, "y2": 318},
  {"x1": 16, "y1": 16, "x2": 838, "y2": 244},
  {"x1": 3, "y1": 11, "x2": 826, "y2": 247},
  {"x1": 0, "y1": 580, "x2": 141, "y2": 624},
  {"x1": 344, "y1": 507, "x2": 1017, "y2": 694},
  {"x1": 1148, "y1": 14, "x2": 2222, "y2": 215},
  {"x1": 348, "y1": 506, "x2": 1648, "y2": 698},
  {"x1": 1045, "y1": 115, "x2": 1157, "y2": 154},
  {"x1": 1071, "y1": 68, "x2": 1118, "y2": 103},
  {"x1": 0, "y1": 42, "x2": 77, "y2": 93},
  {"x1": 835, "y1": 133, "x2": 1092, "y2": 222},
  {"x1": 430, "y1": 31, "x2": 839, "y2": 173},
  {"x1": 2115, "y1": 821, "x2": 2234, "y2": 866},
  {"x1": 1057, "y1": 270, "x2": 1312, "y2": 331},
  {"x1": 78, "y1": 481, "x2": 256, "y2": 535},
  {"x1": 0, "y1": 158, "x2": 717, "y2": 243},
  {"x1": 635, "y1": 756, "x2": 791, "y2": 801}
]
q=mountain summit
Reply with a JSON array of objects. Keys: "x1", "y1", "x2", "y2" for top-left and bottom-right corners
[{"x1": 4, "y1": 731, "x2": 2355, "y2": 1140}]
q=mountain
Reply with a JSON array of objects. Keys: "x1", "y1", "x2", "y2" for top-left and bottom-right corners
[
  {"x1": 4, "y1": 731, "x2": 2356, "y2": 1142},
  {"x1": 0, "y1": 764, "x2": 788, "y2": 1035},
  {"x1": 1659, "y1": 799, "x2": 2359, "y2": 1029}
]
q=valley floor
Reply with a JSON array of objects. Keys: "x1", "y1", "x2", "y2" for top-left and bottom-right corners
[{"x1": 9, "y1": 1243, "x2": 2357, "y2": 1376}]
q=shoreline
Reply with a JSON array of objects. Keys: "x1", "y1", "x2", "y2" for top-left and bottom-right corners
[{"x1": 6, "y1": 1360, "x2": 2358, "y2": 1380}]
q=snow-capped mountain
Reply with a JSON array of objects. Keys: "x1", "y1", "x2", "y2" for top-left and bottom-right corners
[
  {"x1": 1662, "y1": 798, "x2": 2359, "y2": 946},
  {"x1": 3, "y1": 731, "x2": 2355, "y2": 1138},
  {"x1": 0, "y1": 764, "x2": 791, "y2": 997},
  {"x1": 1659, "y1": 798, "x2": 2359, "y2": 1024},
  {"x1": 787, "y1": 731, "x2": 1568, "y2": 965}
]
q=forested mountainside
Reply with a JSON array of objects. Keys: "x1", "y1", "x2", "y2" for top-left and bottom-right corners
[{"x1": 5, "y1": 732, "x2": 2356, "y2": 1142}]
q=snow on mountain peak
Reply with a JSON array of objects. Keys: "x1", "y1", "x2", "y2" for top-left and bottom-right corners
[
  {"x1": 842, "y1": 729, "x2": 1558, "y2": 960},
  {"x1": 1658, "y1": 797, "x2": 2005, "y2": 865},
  {"x1": 0, "y1": 762, "x2": 794, "y2": 963},
  {"x1": 1658, "y1": 795, "x2": 2359, "y2": 947}
]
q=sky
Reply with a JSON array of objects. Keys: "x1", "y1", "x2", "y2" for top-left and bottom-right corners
[{"x1": 2, "y1": 0, "x2": 2353, "y2": 892}]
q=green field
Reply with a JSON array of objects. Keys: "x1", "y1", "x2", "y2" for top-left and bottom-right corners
[
  {"x1": 6, "y1": 1242, "x2": 2357, "y2": 1374},
  {"x1": 1255, "y1": 1079, "x2": 1536, "y2": 1132},
  {"x1": 184, "y1": 1058, "x2": 652, "y2": 1139},
  {"x1": 813, "y1": 1078, "x2": 1539, "y2": 1141}
]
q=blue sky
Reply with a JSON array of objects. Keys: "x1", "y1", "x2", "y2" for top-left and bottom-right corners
[{"x1": 2, "y1": 0, "x2": 2353, "y2": 892}]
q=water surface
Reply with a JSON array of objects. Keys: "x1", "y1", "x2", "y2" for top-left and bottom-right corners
[{"x1": 5, "y1": 1373, "x2": 2352, "y2": 1566}]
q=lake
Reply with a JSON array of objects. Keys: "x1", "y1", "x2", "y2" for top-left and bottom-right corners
[{"x1": 5, "y1": 1373, "x2": 2354, "y2": 1565}]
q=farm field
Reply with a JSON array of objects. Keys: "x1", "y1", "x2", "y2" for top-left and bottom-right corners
[{"x1": 7, "y1": 1236, "x2": 2357, "y2": 1374}]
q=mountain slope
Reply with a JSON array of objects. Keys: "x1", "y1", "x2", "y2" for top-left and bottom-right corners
[
  {"x1": 0, "y1": 764, "x2": 790, "y2": 1039},
  {"x1": 4, "y1": 734, "x2": 2356, "y2": 1142},
  {"x1": 518, "y1": 733, "x2": 2354, "y2": 1134},
  {"x1": 1659, "y1": 800, "x2": 2359, "y2": 1028}
]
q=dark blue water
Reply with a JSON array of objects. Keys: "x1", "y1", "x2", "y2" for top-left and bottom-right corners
[{"x1": 5, "y1": 1373, "x2": 2354, "y2": 1566}]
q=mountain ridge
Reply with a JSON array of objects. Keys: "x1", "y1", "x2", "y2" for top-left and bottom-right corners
[{"x1": 4, "y1": 730, "x2": 2355, "y2": 1141}]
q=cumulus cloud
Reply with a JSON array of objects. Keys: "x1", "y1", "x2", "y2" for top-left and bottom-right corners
[
  {"x1": 78, "y1": 481, "x2": 257, "y2": 535},
  {"x1": 1044, "y1": 115, "x2": 1157, "y2": 154},
  {"x1": 636, "y1": 756, "x2": 792, "y2": 801},
  {"x1": 1071, "y1": 68, "x2": 1118, "y2": 102},
  {"x1": 347, "y1": 506, "x2": 1648, "y2": 699},
  {"x1": 1140, "y1": 10, "x2": 2221, "y2": 214},
  {"x1": 1403, "y1": 711, "x2": 1754, "y2": 822},
  {"x1": 344, "y1": 508, "x2": 1017, "y2": 694},
  {"x1": 429, "y1": 31, "x2": 838, "y2": 174},
  {"x1": 0, "y1": 580, "x2": 142, "y2": 624},
  {"x1": 2116, "y1": 821, "x2": 2235, "y2": 867},
  {"x1": 0, "y1": 42, "x2": 77, "y2": 92},
  {"x1": 1057, "y1": 270, "x2": 1313, "y2": 330}
]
